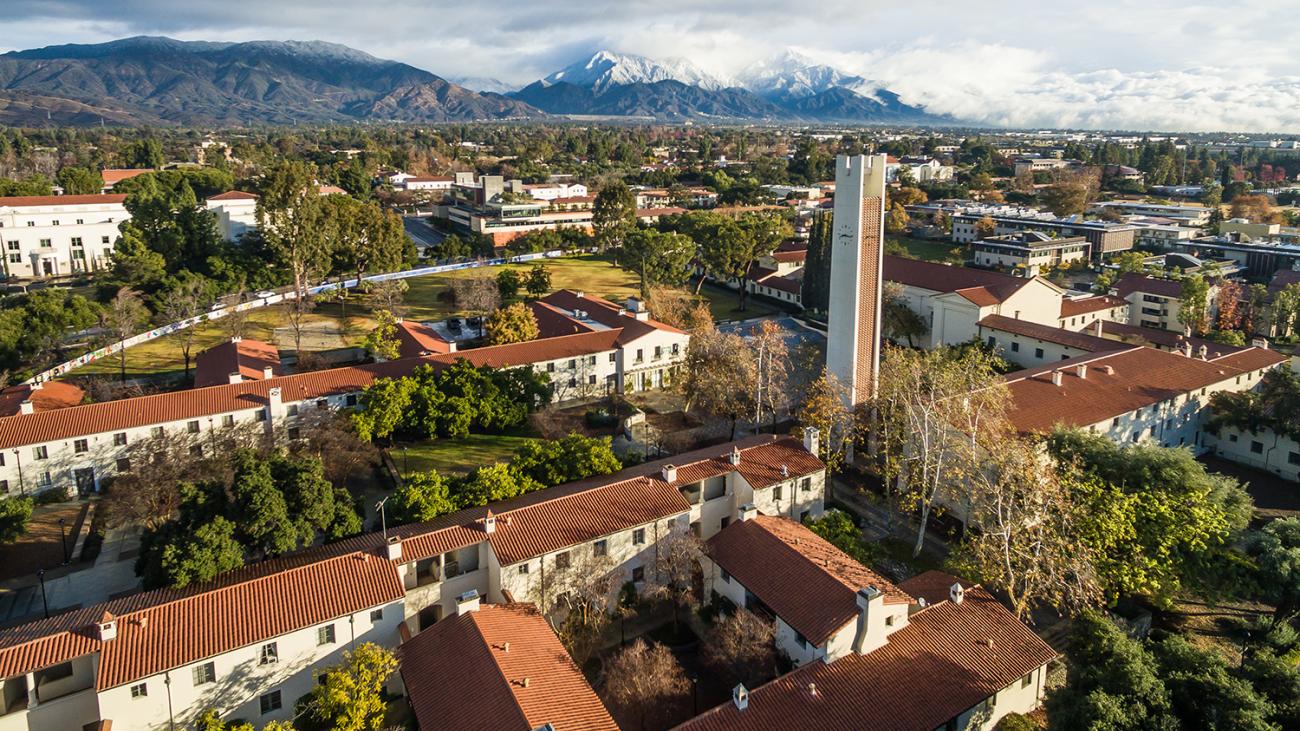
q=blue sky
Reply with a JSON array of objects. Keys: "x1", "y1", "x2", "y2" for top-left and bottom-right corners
[{"x1": 3, "y1": 0, "x2": 1298, "y2": 132}]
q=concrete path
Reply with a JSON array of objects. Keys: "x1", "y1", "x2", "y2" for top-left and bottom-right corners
[{"x1": 0, "y1": 524, "x2": 142, "y2": 626}]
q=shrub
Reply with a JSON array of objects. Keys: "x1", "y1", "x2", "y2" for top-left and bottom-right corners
[
  {"x1": 993, "y1": 713, "x2": 1038, "y2": 731},
  {"x1": 34, "y1": 486, "x2": 71, "y2": 505}
]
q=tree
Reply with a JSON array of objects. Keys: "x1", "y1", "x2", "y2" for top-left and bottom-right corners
[
  {"x1": 496, "y1": 269, "x2": 522, "y2": 300},
  {"x1": 623, "y1": 229, "x2": 694, "y2": 295},
  {"x1": 885, "y1": 202, "x2": 910, "y2": 234},
  {"x1": 325, "y1": 196, "x2": 407, "y2": 318},
  {"x1": 751, "y1": 319, "x2": 791, "y2": 431},
  {"x1": 102, "y1": 288, "x2": 149, "y2": 381},
  {"x1": 127, "y1": 139, "x2": 164, "y2": 169},
  {"x1": 645, "y1": 527, "x2": 704, "y2": 634},
  {"x1": 485, "y1": 302, "x2": 540, "y2": 345},
  {"x1": 1248, "y1": 518, "x2": 1300, "y2": 621},
  {"x1": 193, "y1": 709, "x2": 255, "y2": 731},
  {"x1": 153, "y1": 516, "x2": 246, "y2": 589},
  {"x1": 230, "y1": 454, "x2": 299, "y2": 557},
  {"x1": 1178, "y1": 274, "x2": 1212, "y2": 336},
  {"x1": 882, "y1": 281, "x2": 928, "y2": 346},
  {"x1": 1040, "y1": 170, "x2": 1099, "y2": 216},
  {"x1": 299, "y1": 643, "x2": 397, "y2": 731},
  {"x1": 1216, "y1": 279, "x2": 1245, "y2": 333},
  {"x1": 362, "y1": 309, "x2": 401, "y2": 361},
  {"x1": 450, "y1": 273, "x2": 500, "y2": 336},
  {"x1": 701, "y1": 609, "x2": 778, "y2": 691},
  {"x1": 678, "y1": 326, "x2": 756, "y2": 439},
  {"x1": 510, "y1": 434, "x2": 622, "y2": 486},
  {"x1": 1230, "y1": 194, "x2": 1282, "y2": 224},
  {"x1": 0, "y1": 497, "x2": 33, "y2": 543},
  {"x1": 55, "y1": 166, "x2": 103, "y2": 195},
  {"x1": 524, "y1": 263, "x2": 552, "y2": 298},
  {"x1": 1046, "y1": 611, "x2": 1177, "y2": 731},
  {"x1": 367, "y1": 278, "x2": 408, "y2": 319},
  {"x1": 1152, "y1": 635, "x2": 1276, "y2": 731},
  {"x1": 601, "y1": 639, "x2": 691, "y2": 731},
  {"x1": 803, "y1": 509, "x2": 874, "y2": 566},
  {"x1": 392, "y1": 470, "x2": 457, "y2": 523},
  {"x1": 974, "y1": 215, "x2": 998, "y2": 239},
  {"x1": 795, "y1": 368, "x2": 855, "y2": 473},
  {"x1": 156, "y1": 274, "x2": 214, "y2": 378},
  {"x1": 258, "y1": 161, "x2": 330, "y2": 302},
  {"x1": 800, "y1": 210, "x2": 832, "y2": 313},
  {"x1": 592, "y1": 181, "x2": 637, "y2": 251},
  {"x1": 455, "y1": 463, "x2": 543, "y2": 507}
]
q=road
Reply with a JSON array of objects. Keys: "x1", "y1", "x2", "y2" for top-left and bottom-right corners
[{"x1": 403, "y1": 215, "x2": 446, "y2": 252}]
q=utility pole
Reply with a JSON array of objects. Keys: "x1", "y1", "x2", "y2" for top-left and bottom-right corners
[{"x1": 375, "y1": 496, "x2": 389, "y2": 540}]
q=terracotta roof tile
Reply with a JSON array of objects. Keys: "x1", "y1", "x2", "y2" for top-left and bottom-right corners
[
  {"x1": 401, "y1": 604, "x2": 618, "y2": 731},
  {"x1": 0, "y1": 381, "x2": 84, "y2": 417},
  {"x1": 541, "y1": 290, "x2": 685, "y2": 344},
  {"x1": 100, "y1": 169, "x2": 152, "y2": 185},
  {"x1": 677, "y1": 583, "x2": 1057, "y2": 731},
  {"x1": 0, "y1": 194, "x2": 127, "y2": 207},
  {"x1": 1059, "y1": 295, "x2": 1127, "y2": 318},
  {"x1": 205, "y1": 190, "x2": 258, "y2": 201},
  {"x1": 394, "y1": 321, "x2": 455, "y2": 359},
  {"x1": 898, "y1": 570, "x2": 972, "y2": 606},
  {"x1": 1111, "y1": 273, "x2": 1183, "y2": 299},
  {"x1": 1096, "y1": 320, "x2": 1248, "y2": 356},
  {"x1": 1002, "y1": 346, "x2": 1285, "y2": 434},
  {"x1": 884, "y1": 255, "x2": 1030, "y2": 303},
  {"x1": 528, "y1": 301, "x2": 596, "y2": 339},
  {"x1": 708, "y1": 517, "x2": 908, "y2": 646},
  {"x1": 979, "y1": 315, "x2": 1124, "y2": 353},
  {"x1": 193, "y1": 338, "x2": 281, "y2": 388}
]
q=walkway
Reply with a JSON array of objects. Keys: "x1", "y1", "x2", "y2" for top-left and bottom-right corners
[{"x1": 0, "y1": 523, "x2": 142, "y2": 627}]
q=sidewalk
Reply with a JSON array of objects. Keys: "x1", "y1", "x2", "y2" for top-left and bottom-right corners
[{"x1": 0, "y1": 523, "x2": 142, "y2": 626}]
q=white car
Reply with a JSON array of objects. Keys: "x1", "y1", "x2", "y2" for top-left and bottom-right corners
[{"x1": 255, "y1": 290, "x2": 276, "y2": 299}]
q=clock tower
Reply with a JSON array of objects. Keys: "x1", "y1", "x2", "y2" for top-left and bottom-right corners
[{"x1": 826, "y1": 153, "x2": 888, "y2": 407}]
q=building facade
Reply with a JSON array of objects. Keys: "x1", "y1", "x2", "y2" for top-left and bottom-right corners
[{"x1": 0, "y1": 195, "x2": 127, "y2": 278}]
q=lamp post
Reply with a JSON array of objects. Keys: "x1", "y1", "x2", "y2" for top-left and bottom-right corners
[
  {"x1": 37, "y1": 569, "x2": 48, "y2": 619},
  {"x1": 58, "y1": 517, "x2": 69, "y2": 565},
  {"x1": 689, "y1": 672, "x2": 699, "y2": 714}
]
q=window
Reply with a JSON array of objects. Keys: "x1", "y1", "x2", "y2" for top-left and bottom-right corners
[
  {"x1": 130, "y1": 683, "x2": 148, "y2": 698},
  {"x1": 116, "y1": 457, "x2": 131, "y2": 472},
  {"x1": 635, "y1": 348, "x2": 644, "y2": 363},
  {"x1": 33, "y1": 446, "x2": 47, "y2": 460},
  {"x1": 518, "y1": 562, "x2": 530, "y2": 574},
  {"x1": 795, "y1": 632, "x2": 808, "y2": 650},
  {"x1": 1251, "y1": 441, "x2": 1264, "y2": 454},
  {"x1": 187, "y1": 420, "x2": 200, "y2": 434},
  {"x1": 1034, "y1": 347, "x2": 1044, "y2": 359},
  {"x1": 287, "y1": 404, "x2": 299, "y2": 416},
  {"x1": 288, "y1": 427, "x2": 301, "y2": 440},
  {"x1": 7, "y1": 254, "x2": 17, "y2": 264},
  {"x1": 193, "y1": 662, "x2": 216, "y2": 686},
  {"x1": 609, "y1": 352, "x2": 616, "y2": 363},
  {"x1": 633, "y1": 528, "x2": 646, "y2": 545},
  {"x1": 720, "y1": 516, "x2": 730, "y2": 529},
  {"x1": 593, "y1": 539, "x2": 608, "y2": 557},
  {"x1": 588, "y1": 355, "x2": 597, "y2": 365},
  {"x1": 5, "y1": 241, "x2": 15, "y2": 250},
  {"x1": 1289, "y1": 452, "x2": 1300, "y2": 466},
  {"x1": 38, "y1": 472, "x2": 51, "y2": 487},
  {"x1": 260, "y1": 690, "x2": 282, "y2": 715},
  {"x1": 345, "y1": 394, "x2": 358, "y2": 407},
  {"x1": 260, "y1": 642, "x2": 279, "y2": 665},
  {"x1": 1010, "y1": 341, "x2": 1020, "y2": 352},
  {"x1": 588, "y1": 374, "x2": 597, "y2": 384},
  {"x1": 223, "y1": 414, "x2": 235, "y2": 427},
  {"x1": 151, "y1": 426, "x2": 164, "y2": 438},
  {"x1": 317, "y1": 399, "x2": 328, "y2": 410},
  {"x1": 70, "y1": 237, "x2": 82, "y2": 247},
  {"x1": 720, "y1": 568, "x2": 731, "y2": 584},
  {"x1": 886, "y1": 614, "x2": 896, "y2": 627},
  {"x1": 114, "y1": 432, "x2": 127, "y2": 447},
  {"x1": 257, "y1": 409, "x2": 268, "y2": 422},
  {"x1": 801, "y1": 477, "x2": 811, "y2": 492},
  {"x1": 632, "y1": 566, "x2": 645, "y2": 582},
  {"x1": 555, "y1": 551, "x2": 571, "y2": 569},
  {"x1": 102, "y1": 235, "x2": 110, "y2": 244},
  {"x1": 74, "y1": 439, "x2": 88, "y2": 453},
  {"x1": 0, "y1": 481, "x2": 8, "y2": 494},
  {"x1": 568, "y1": 377, "x2": 576, "y2": 388},
  {"x1": 547, "y1": 362, "x2": 555, "y2": 372},
  {"x1": 370, "y1": 608, "x2": 384, "y2": 622},
  {"x1": 189, "y1": 445, "x2": 203, "y2": 457},
  {"x1": 568, "y1": 359, "x2": 576, "y2": 370},
  {"x1": 773, "y1": 484, "x2": 784, "y2": 501},
  {"x1": 654, "y1": 346, "x2": 663, "y2": 360},
  {"x1": 317, "y1": 624, "x2": 336, "y2": 646},
  {"x1": 76, "y1": 219, "x2": 83, "y2": 225},
  {"x1": 51, "y1": 220, "x2": 59, "y2": 226}
]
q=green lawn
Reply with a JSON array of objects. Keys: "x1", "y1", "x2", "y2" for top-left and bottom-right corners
[
  {"x1": 393, "y1": 434, "x2": 537, "y2": 477},
  {"x1": 697, "y1": 282, "x2": 779, "y2": 321},
  {"x1": 890, "y1": 235, "x2": 966, "y2": 264}
]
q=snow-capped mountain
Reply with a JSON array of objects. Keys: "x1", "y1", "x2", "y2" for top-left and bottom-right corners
[
  {"x1": 739, "y1": 49, "x2": 881, "y2": 101},
  {"x1": 540, "y1": 50, "x2": 733, "y2": 93},
  {"x1": 450, "y1": 76, "x2": 515, "y2": 94}
]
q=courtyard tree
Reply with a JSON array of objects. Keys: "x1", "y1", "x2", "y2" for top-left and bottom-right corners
[
  {"x1": 622, "y1": 229, "x2": 695, "y2": 296},
  {"x1": 796, "y1": 368, "x2": 855, "y2": 473},
  {"x1": 0, "y1": 497, "x2": 33, "y2": 544},
  {"x1": 485, "y1": 302, "x2": 540, "y2": 345},
  {"x1": 678, "y1": 325, "x2": 756, "y2": 439},
  {"x1": 750, "y1": 319, "x2": 792, "y2": 432},
  {"x1": 601, "y1": 639, "x2": 691, "y2": 731},
  {"x1": 298, "y1": 643, "x2": 397, "y2": 731},
  {"x1": 392, "y1": 470, "x2": 457, "y2": 523},
  {"x1": 1247, "y1": 518, "x2": 1300, "y2": 621},
  {"x1": 362, "y1": 309, "x2": 401, "y2": 361},
  {"x1": 1178, "y1": 273, "x2": 1212, "y2": 336},
  {"x1": 701, "y1": 608, "x2": 778, "y2": 692},
  {"x1": 524, "y1": 264, "x2": 552, "y2": 298},
  {"x1": 496, "y1": 268, "x2": 522, "y2": 300},
  {"x1": 450, "y1": 272, "x2": 500, "y2": 337}
]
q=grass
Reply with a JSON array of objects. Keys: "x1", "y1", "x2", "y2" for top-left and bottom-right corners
[
  {"x1": 393, "y1": 434, "x2": 537, "y2": 476},
  {"x1": 890, "y1": 235, "x2": 965, "y2": 264}
]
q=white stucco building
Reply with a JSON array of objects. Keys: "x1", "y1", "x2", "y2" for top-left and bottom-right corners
[{"x1": 0, "y1": 195, "x2": 127, "y2": 278}]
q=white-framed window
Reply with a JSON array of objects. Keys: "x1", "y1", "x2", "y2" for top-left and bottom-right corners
[
  {"x1": 260, "y1": 642, "x2": 278, "y2": 665},
  {"x1": 130, "y1": 682, "x2": 148, "y2": 698},
  {"x1": 593, "y1": 539, "x2": 608, "y2": 557},
  {"x1": 317, "y1": 624, "x2": 336, "y2": 646},
  {"x1": 260, "y1": 690, "x2": 282, "y2": 715},
  {"x1": 193, "y1": 662, "x2": 216, "y2": 686},
  {"x1": 370, "y1": 608, "x2": 384, "y2": 622},
  {"x1": 633, "y1": 528, "x2": 646, "y2": 545},
  {"x1": 33, "y1": 446, "x2": 48, "y2": 460}
]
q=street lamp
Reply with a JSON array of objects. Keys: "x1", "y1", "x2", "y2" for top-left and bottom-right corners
[
  {"x1": 58, "y1": 517, "x2": 69, "y2": 565},
  {"x1": 37, "y1": 569, "x2": 48, "y2": 619}
]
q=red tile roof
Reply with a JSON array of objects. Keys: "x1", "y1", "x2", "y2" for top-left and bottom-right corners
[
  {"x1": 541, "y1": 290, "x2": 685, "y2": 344},
  {"x1": 1002, "y1": 346, "x2": 1287, "y2": 434},
  {"x1": 0, "y1": 381, "x2": 84, "y2": 417},
  {"x1": 193, "y1": 338, "x2": 281, "y2": 388},
  {"x1": 1059, "y1": 295, "x2": 1127, "y2": 318},
  {"x1": 678, "y1": 580, "x2": 1057, "y2": 731},
  {"x1": 394, "y1": 321, "x2": 455, "y2": 359},
  {"x1": 528, "y1": 301, "x2": 596, "y2": 339},
  {"x1": 401, "y1": 604, "x2": 618, "y2": 731},
  {"x1": 205, "y1": 190, "x2": 259, "y2": 201},
  {"x1": 883, "y1": 255, "x2": 1031, "y2": 303},
  {"x1": 979, "y1": 315, "x2": 1125, "y2": 353},
  {"x1": 1095, "y1": 320, "x2": 1247, "y2": 356},
  {"x1": 770, "y1": 249, "x2": 808, "y2": 264},
  {"x1": 101, "y1": 169, "x2": 152, "y2": 185},
  {"x1": 1111, "y1": 273, "x2": 1183, "y2": 299},
  {"x1": 0, "y1": 194, "x2": 127, "y2": 207},
  {"x1": 897, "y1": 569, "x2": 972, "y2": 607},
  {"x1": 707, "y1": 516, "x2": 909, "y2": 646}
]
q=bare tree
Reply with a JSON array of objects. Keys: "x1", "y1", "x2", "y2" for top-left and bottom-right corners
[
  {"x1": 102, "y1": 288, "x2": 149, "y2": 382},
  {"x1": 451, "y1": 273, "x2": 500, "y2": 337},
  {"x1": 289, "y1": 410, "x2": 379, "y2": 488},
  {"x1": 285, "y1": 293, "x2": 317, "y2": 356},
  {"x1": 644, "y1": 526, "x2": 704, "y2": 634},
  {"x1": 536, "y1": 549, "x2": 625, "y2": 665},
  {"x1": 795, "y1": 368, "x2": 855, "y2": 474},
  {"x1": 157, "y1": 278, "x2": 214, "y2": 379},
  {"x1": 679, "y1": 326, "x2": 756, "y2": 439},
  {"x1": 367, "y1": 279, "x2": 409, "y2": 319},
  {"x1": 750, "y1": 319, "x2": 791, "y2": 432},
  {"x1": 220, "y1": 290, "x2": 250, "y2": 340},
  {"x1": 600, "y1": 639, "x2": 691, "y2": 731},
  {"x1": 701, "y1": 608, "x2": 778, "y2": 691}
]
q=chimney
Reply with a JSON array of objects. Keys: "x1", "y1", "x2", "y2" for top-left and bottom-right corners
[
  {"x1": 803, "y1": 426, "x2": 820, "y2": 455},
  {"x1": 1092, "y1": 320, "x2": 1103, "y2": 336},
  {"x1": 662, "y1": 464, "x2": 678, "y2": 483},
  {"x1": 1075, "y1": 364, "x2": 1087, "y2": 380},
  {"x1": 267, "y1": 387, "x2": 282, "y2": 415},
  {"x1": 1252, "y1": 337, "x2": 1270, "y2": 349},
  {"x1": 18, "y1": 400, "x2": 33, "y2": 415},
  {"x1": 1099, "y1": 364, "x2": 1114, "y2": 375},
  {"x1": 738, "y1": 503, "x2": 758, "y2": 522},
  {"x1": 1198, "y1": 344, "x2": 1208, "y2": 360},
  {"x1": 1050, "y1": 370, "x2": 1063, "y2": 387},
  {"x1": 780, "y1": 464, "x2": 789, "y2": 478},
  {"x1": 97, "y1": 613, "x2": 118, "y2": 641},
  {"x1": 455, "y1": 589, "x2": 481, "y2": 615},
  {"x1": 729, "y1": 446, "x2": 742, "y2": 466},
  {"x1": 949, "y1": 583, "x2": 965, "y2": 605},
  {"x1": 228, "y1": 372, "x2": 243, "y2": 384},
  {"x1": 231, "y1": 335, "x2": 242, "y2": 343},
  {"x1": 852, "y1": 585, "x2": 886, "y2": 655},
  {"x1": 385, "y1": 536, "x2": 402, "y2": 561},
  {"x1": 732, "y1": 684, "x2": 749, "y2": 711},
  {"x1": 483, "y1": 510, "x2": 496, "y2": 534},
  {"x1": 1182, "y1": 341, "x2": 1193, "y2": 358},
  {"x1": 262, "y1": 365, "x2": 274, "y2": 379}
]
